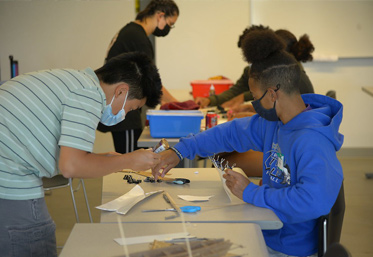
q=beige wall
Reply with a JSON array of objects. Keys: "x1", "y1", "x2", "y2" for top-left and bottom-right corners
[{"x1": 1, "y1": 0, "x2": 372, "y2": 150}]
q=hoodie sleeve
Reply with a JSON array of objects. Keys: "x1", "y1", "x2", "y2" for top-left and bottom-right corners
[
  {"x1": 174, "y1": 115, "x2": 267, "y2": 159},
  {"x1": 242, "y1": 130, "x2": 344, "y2": 224}
]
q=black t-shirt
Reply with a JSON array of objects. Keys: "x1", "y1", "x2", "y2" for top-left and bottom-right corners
[{"x1": 98, "y1": 22, "x2": 154, "y2": 132}]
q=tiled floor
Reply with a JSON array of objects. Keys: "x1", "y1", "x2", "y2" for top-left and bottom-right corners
[{"x1": 45, "y1": 156, "x2": 373, "y2": 256}]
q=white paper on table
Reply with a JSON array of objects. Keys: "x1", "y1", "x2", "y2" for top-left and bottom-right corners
[
  {"x1": 215, "y1": 166, "x2": 232, "y2": 202},
  {"x1": 96, "y1": 185, "x2": 163, "y2": 215},
  {"x1": 177, "y1": 195, "x2": 214, "y2": 202},
  {"x1": 114, "y1": 232, "x2": 189, "y2": 246}
]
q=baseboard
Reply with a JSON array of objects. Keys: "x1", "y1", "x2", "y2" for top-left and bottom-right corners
[{"x1": 337, "y1": 147, "x2": 373, "y2": 157}]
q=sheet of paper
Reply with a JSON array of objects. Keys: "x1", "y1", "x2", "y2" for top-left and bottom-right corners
[
  {"x1": 96, "y1": 185, "x2": 163, "y2": 215},
  {"x1": 177, "y1": 195, "x2": 214, "y2": 202},
  {"x1": 114, "y1": 232, "x2": 189, "y2": 246},
  {"x1": 216, "y1": 167, "x2": 232, "y2": 202}
]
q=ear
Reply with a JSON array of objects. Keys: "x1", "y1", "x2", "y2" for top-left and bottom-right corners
[
  {"x1": 114, "y1": 83, "x2": 129, "y2": 98},
  {"x1": 156, "y1": 11, "x2": 165, "y2": 20},
  {"x1": 269, "y1": 88, "x2": 278, "y2": 101}
]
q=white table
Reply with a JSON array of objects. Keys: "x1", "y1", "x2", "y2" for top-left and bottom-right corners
[
  {"x1": 99, "y1": 168, "x2": 283, "y2": 230},
  {"x1": 59, "y1": 223, "x2": 269, "y2": 257}
]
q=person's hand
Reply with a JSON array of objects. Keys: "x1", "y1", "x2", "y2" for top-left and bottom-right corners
[
  {"x1": 221, "y1": 94, "x2": 244, "y2": 109},
  {"x1": 125, "y1": 149, "x2": 161, "y2": 172},
  {"x1": 194, "y1": 97, "x2": 211, "y2": 108},
  {"x1": 223, "y1": 169, "x2": 251, "y2": 200},
  {"x1": 152, "y1": 149, "x2": 180, "y2": 180}
]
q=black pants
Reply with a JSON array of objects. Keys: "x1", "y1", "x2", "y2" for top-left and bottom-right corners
[{"x1": 111, "y1": 129, "x2": 143, "y2": 154}]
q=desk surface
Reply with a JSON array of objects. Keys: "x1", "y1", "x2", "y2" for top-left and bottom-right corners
[
  {"x1": 59, "y1": 223, "x2": 269, "y2": 257},
  {"x1": 99, "y1": 168, "x2": 282, "y2": 230}
]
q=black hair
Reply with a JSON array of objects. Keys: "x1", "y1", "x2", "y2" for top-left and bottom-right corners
[
  {"x1": 136, "y1": 0, "x2": 179, "y2": 21},
  {"x1": 95, "y1": 52, "x2": 162, "y2": 108},
  {"x1": 242, "y1": 30, "x2": 301, "y2": 95},
  {"x1": 275, "y1": 29, "x2": 314, "y2": 62},
  {"x1": 237, "y1": 24, "x2": 270, "y2": 48}
]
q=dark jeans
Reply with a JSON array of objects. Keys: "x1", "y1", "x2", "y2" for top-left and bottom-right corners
[{"x1": 0, "y1": 198, "x2": 57, "y2": 257}]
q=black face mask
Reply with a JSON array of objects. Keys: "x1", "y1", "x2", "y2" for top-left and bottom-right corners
[
  {"x1": 153, "y1": 24, "x2": 171, "y2": 37},
  {"x1": 252, "y1": 84, "x2": 281, "y2": 122}
]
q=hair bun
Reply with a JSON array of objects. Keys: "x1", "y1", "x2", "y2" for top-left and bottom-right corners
[{"x1": 242, "y1": 30, "x2": 285, "y2": 63}]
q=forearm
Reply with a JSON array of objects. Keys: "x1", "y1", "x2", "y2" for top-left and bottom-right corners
[
  {"x1": 59, "y1": 146, "x2": 157, "y2": 178},
  {"x1": 210, "y1": 85, "x2": 247, "y2": 106},
  {"x1": 175, "y1": 118, "x2": 257, "y2": 159}
]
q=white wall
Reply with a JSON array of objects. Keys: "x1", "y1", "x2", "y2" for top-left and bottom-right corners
[
  {"x1": 1, "y1": 0, "x2": 372, "y2": 151},
  {"x1": 0, "y1": 1, "x2": 135, "y2": 76},
  {"x1": 155, "y1": 0, "x2": 249, "y2": 91}
]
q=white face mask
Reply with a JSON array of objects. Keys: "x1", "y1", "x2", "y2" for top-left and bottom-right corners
[{"x1": 100, "y1": 91, "x2": 128, "y2": 126}]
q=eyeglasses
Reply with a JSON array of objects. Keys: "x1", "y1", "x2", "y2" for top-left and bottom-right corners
[{"x1": 164, "y1": 17, "x2": 175, "y2": 29}]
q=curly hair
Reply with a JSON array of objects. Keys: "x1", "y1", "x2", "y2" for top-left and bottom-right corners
[
  {"x1": 275, "y1": 29, "x2": 314, "y2": 62},
  {"x1": 95, "y1": 52, "x2": 163, "y2": 108},
  {"x1": 241, "y1": 30, "x2": 301, "y2": 94},
  {"x1": 136, "y1": 0, "x2": 179, "y2": 21},
  {"x1": 237, "y1": 24, "x2": 270, "y2": 48}
]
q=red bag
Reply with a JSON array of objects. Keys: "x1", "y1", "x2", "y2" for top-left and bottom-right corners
[{"x1": 160, "y1": 100, "x2": 199, "y2": 110}]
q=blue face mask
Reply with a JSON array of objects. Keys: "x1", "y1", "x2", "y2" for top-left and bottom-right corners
[
  {"x1": 252, "y1": 84, "x2": 280, "y2": 122},
  {"x1": 100, "y1": 92, "x2": 128, "y2": 126}
]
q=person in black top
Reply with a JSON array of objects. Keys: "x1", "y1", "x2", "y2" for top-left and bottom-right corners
[{"x1": 98, "y1": 0, "x2": 179, "y2": 154}]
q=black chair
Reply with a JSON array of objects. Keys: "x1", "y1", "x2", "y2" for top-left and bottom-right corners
[
  {"x1": 326, "y1": 90, "x2": 337, "y2": 99},
  {"x1": 323, "y1": 242, "x2": 352, "y2": 257},
  {"x1": 43, "y1": 175, "x2": 93, "y2": 223},
  {"x1": 318, "y1": 182, "x2": 345, "y2": 257}
]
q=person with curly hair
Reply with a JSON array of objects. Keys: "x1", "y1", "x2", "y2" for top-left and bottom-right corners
[
  {"x1": 152, "y1": 29, "x2": 344, "y2": 257},
  {"x1": 194, "y1": 26, "x2": 314, "y2": 110},
  {"x1": 0, "y1": 52, "x2": 163, "y2": 256},
  {"x1": 98, "y1": 0, "x2": 180, "y2": 154},
  {"x1": 200, "y1": 27, "x2": 316, "y2": 178}
]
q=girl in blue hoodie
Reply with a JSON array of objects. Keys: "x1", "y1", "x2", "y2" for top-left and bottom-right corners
[{"x1": 152, "y1": 30, "x2": 344, "y2": 257}]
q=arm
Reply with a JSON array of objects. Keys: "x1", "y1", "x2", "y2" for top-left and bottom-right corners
[
  {"x1": 194, "y1": 97, "x2": 211, "y2": 108},
  {"x1": 152, "y1": 116, "x2": 265, "y2": 179},
  {"x1": 227, "y1": 111, "x2": 256, "y2": 121},
  {"x1": 221, "y1": 94, "x2": 245, "y2": 109},
  {"x1": 59, "y1": 146, "x2": 160, "y2": 178},
  {"x1": 208, "y1": 66, "x2": 250, "y2": 106}
]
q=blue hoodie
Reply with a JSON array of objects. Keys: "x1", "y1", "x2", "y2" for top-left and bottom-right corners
[{"x1": 174, "y1": 94, "x2": 344, "y2": 256}]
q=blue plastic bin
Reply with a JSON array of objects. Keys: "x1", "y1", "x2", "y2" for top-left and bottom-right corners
[{"x1": 147, "y1": 110, "x2": 204, "y2": 138}]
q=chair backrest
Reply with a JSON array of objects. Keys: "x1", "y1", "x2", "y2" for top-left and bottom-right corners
[
  {"x1": 323, "y1": 242, "x2": 352, "y2": 257},
  {"x1": 318, "y1": 182, "x2": 346, "y2": 256},
  {"x1": 326, "y1": 90, "x2": 337, "y2": 99},
  {"x1": 42, "y1": 174, "x2": 70, "y2": 190}
]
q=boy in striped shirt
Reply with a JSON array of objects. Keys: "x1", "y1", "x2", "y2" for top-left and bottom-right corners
[{"x1": 0, "y1": 52, "x2": 162, "y2": 256}]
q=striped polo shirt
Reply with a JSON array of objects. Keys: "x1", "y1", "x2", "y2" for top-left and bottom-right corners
[{"x1": 0, "y1": 68, "x2": 105, "y2": 200}]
